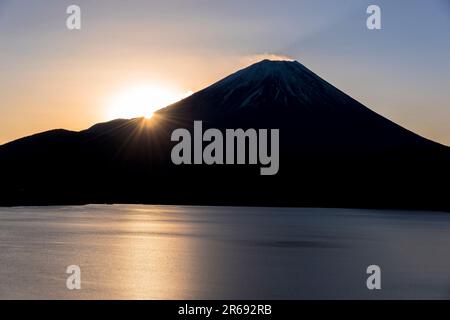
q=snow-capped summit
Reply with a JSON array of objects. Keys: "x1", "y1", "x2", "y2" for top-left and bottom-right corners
[
  {"x1": 211, "y1": 59, "x2": 349, "y2": 108},
  {"x1": 162, "y1": 59, "x2": 361, "y2": 113}
]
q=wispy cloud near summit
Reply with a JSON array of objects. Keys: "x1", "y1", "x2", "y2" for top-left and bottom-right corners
[{"x1": 241, "y1": 53, "x2": 295, "y2": 66}]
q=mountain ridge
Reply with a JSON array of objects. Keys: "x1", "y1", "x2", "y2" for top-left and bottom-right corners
[{"x1": 0, "y1": 59, "x2": 448, "y2": 210}]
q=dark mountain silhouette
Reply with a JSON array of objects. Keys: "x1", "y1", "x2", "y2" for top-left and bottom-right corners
[{"x1": 0, "y1": 59, "x2": 448, "y2": 210}]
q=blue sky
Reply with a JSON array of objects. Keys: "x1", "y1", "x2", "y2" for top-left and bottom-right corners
[{"x1": 0, "y1": 0, "x2": 449, "y2": 145}]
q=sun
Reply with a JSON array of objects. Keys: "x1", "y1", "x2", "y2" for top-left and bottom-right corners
[{"x1": 107, "y1": 84, "x2": 192, "y2": 120}]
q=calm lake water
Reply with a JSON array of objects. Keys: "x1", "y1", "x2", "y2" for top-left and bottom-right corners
[{"x1": 0, "y1": 205, "x2": 450, "y2": 299}]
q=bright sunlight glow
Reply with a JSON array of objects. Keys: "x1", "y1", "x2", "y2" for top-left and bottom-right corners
[{"x1": 107, "y1": 85, "x2": 192, "y2": 119}]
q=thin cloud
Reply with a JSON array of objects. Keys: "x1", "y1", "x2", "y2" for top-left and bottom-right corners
[{"x1": 240, "y1": 53, "x2": 296, "y2": 66}]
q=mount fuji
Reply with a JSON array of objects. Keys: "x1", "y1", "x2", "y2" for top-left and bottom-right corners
[{"x1": 0, "y1": 60, "x2": 448, "y2": 210}]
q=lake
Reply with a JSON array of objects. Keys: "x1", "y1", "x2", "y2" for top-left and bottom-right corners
[{"x1": 0, "y1": 205, "x2": 449, "y2": 299}]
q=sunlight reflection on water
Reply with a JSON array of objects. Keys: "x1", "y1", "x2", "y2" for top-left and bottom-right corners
[{"x1": 0, "y1": 205, "x2": 450, "y2": 299}]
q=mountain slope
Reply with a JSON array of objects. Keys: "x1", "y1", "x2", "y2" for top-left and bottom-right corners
[
  {"x1": 0, "y1": 60, "x2": 448, "y2": 210},
  {"x1": 158, "y1": 60, "x2": 441, "y2": 153}
]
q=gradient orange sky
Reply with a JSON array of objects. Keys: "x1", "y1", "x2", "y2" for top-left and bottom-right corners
[{"x1": 1, "y1": 0, "x2": 449, "y2": 145}]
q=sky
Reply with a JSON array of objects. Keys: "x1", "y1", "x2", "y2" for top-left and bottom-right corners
[{"x1": 0, "y1": 0, "x2": 449, "y2": 145}]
